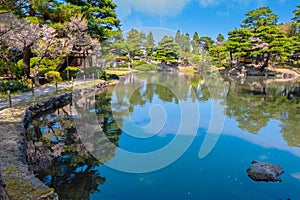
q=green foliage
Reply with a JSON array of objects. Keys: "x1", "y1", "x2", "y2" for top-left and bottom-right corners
[
  {"x1": 132, "y1": 60, "x2": 147, "y2": 67},
  {"x1": 145, "y1": 32, "x2": 155, "y2": 55},
  {"x1": 199, "y1": 36, "x2": 214, "y2": 51},
  {"x1": 17, "y1": 57, "x2": 59, "y2": 77},
  {"x1": 0, "y1": 80, "x2": 30, "y2": 93},
  {"x1": 114, "y1": 63, "x2": 129, "y2": 68},
  {"x1": 12, "y1": 62, "x2": 25, "y2": 78},
  {"x1": 60, "y1": 67, "x2": 80, "y2": 80},
  {"x1": 45, "y1": 71, "x2": 62, "y2": 83},
  {"x1": 81, "y1": 67, "x2": 103, "y2": 79},
  {"x1": 292, "y1": 4, "x2": 300, "y2": 33},
  {"x1": 100, "y1": 70, "x2": 109, "y2": 80},
  {"x1": 126, "y1": 29, "x2": 146, "y2": 58},
  {"x1": 0, "y1": 59, "x2": 8, "y2": 76},
  {"x1": 152, "y1": 36, "x2": 180, "y2": 63},
  {"x1": 132, "y1": 64, "x2": 160, "y2": 71},
  {"x1": 179, "y1": 66, "x2": 196, "y2": 74},
  {"x1": 4, "y1": 0, "x2": 120, "y2": 41},
  {"x1": 115, "y1": 56, "x2": 131, "y2": 62},
  {"x1": 191, "y1": 32, "x2": 200, "y2": 54},
  {"x1": 175, "y1": 30, "x2": 191, "y2": 53},
  {"x1": 242, "y1": 6, "x2": 278, "y2": 30},
  {"x1": 109, "y1": 29, "x2": 128, "y2": 56},
  {"x1": 216, "y1": 33, "x2": 225, "y2": 42},
  {"x1": 225, "y1": 29, "x2": 253, "y2": 62},
  {"x1": 0, "y1": 59, "x2": 24, "y2": 78}
]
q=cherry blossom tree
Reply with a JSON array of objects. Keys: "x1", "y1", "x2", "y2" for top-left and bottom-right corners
[
  {"x1": 31, "y1": 15, "x2": 100, "y2": 85},
  {"x1": 31, "y1": 25, "x2": 73, "y2": 86},
  {"x1": 0, "y1": 12, "x2": 40, "y2": 78},
  {"x1": 57, "y1": 15, "x2": 101, "y2": 71}
]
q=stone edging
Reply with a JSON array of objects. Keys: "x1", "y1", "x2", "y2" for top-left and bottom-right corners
[{"x1": 0, "y1": 81, "x2": 109, "y2": 200}]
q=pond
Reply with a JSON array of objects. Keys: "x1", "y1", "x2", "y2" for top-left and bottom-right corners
[{"x1": 26, "y1": 72, "x2": 300, "y2": 200}]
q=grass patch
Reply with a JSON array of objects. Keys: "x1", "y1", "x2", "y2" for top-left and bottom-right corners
[
  {"x1": 132, "y1": 64, "x2": 160, "y2": 71},
  {"x1": 105, "y1": 68, "x2": 135, "y2": 76},
  {"x1": 179, "y1": 66, "x2": 197, "y2": 74},
  {"x1": 6, "y1": 178, "x2": 55, "y2": 200}
]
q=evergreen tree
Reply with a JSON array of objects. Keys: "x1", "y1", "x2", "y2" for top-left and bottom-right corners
[
  {"x1": 239, "y1": 6, "x2": 291, "y2": 70},
  {"x1": 225, "y1": 29, "x2": 252, "y2": 67},
  {"x1": 252, "y1": 25, "x2": 292, "y2": 68},
  {"x1": 182, "y1": 33, "x2": 191, "y2": 53},
  {"x1": 241, "y1": 7, "x2": 278, "y2": 31},
  {"x1": 292, "y1": 4, "x2": 300, "y2": 33},
  {"x1": 198, "y1": 36, "x2": 214, "y2": 51},
  {"x1": 191, "y1": 31, "x2": 200, "y2": 54},
  {"x1": 126, "y1": 29, "x2": 146, "y2": 58},
  {"x1": 209, "y1": 34, "x2": 226, "y2": 67},
  {"x1": 145, "y1": 32, "x2": 155, "y2": 56},
  {"x1": 152, "y1": 36, "x2": 180, "y2": 64},
  {"x1": 292, "y1": 5, "x2": 300, "y2": 63},
  {"x1": 216, "y1": 33, "x2": 225, "y2": 42},
  {"x1": 175, "y1": 30, "x2": 181, "y2": 46}
]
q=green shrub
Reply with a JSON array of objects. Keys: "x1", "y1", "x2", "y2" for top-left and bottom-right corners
[
  {"x1": 223, "y1": 63, "x2": 231, "y2": 68},
  {"x1": 0, "y1": 80, "x2": 30, "y2": 93},
  {"x1": 60, "y1": 67, "x2": 80, "y2": 80},
  {"x1": 115, "y1": 56, "x2": 131, "y2": 62},
  {"x1": 134, "y1": 60, "x2": 147, "y2": 65},
  {"x1": 12, "y1": 62, "x2": 25, "y2": 78},
  {"x1": 45, "y1": 71, "x2": 62, "y2": 83},
  {"x1": 17, "y1": 57, "x2": 60, "y2": 77},
  {"x1": 132, "y1": 64, "x2": 160, "y2": 71},
  {"x1": 0, "y1": 60, "x2": 25, "y2": 78},
  {"x1": 100, "y1": 71, "x2": 109, "y2": 80},
  {"x1": 115, "y1": 63, "x2": 129, "y2": 68},
  {"x1": 0, "y1": 59, "x2": 8, "y2": 76},
  {"x1": 81, "y1": 67, "x2": 103, "y2": 79}
]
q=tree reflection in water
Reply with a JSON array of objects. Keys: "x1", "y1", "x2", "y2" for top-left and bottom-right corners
[
  {"x1": 224, "y1": 77, "x2": 300, "y2": 147},
  {"x1": 26, "y1": 73, "x2": 300, "y2": 199},
  {"x1": 26, "y1": 89, "x2": 122, "y2": 200}
]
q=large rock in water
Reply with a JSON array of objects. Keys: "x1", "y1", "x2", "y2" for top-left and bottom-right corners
[{"x1": 247, "y1": 160, "x2": 284, "y2": 182}]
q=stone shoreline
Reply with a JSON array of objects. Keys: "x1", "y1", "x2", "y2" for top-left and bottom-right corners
[
  {"x1": 0, "y1": 80, "x2": 109, "y2": 200},
  {"x1": 220, "y1": 65, "x2": 300, "y2": 81}
]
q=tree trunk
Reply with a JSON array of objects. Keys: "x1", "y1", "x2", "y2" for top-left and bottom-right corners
[
  {"x1": 261, "y1": 53, "x2": 270, "y2": 72},
  {"x1": 34, "y1": 59, "x2": 43, "y2": 87},
  {"x1": 34, "y1": 65, "x2": 41, "y2": 87},
  {"x1": 56, "y1": 56, "x2": 75, "y2": 72},
  {"x1": 23, "y1": 46, "x2": 32, "y2": 79},
  {"x1": 229, "y1": 50, "x2": 233, "y2": 68}
]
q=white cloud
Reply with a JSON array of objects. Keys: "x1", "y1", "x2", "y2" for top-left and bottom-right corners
[
  {"x1": 114, "y1": 0, "x2": 190, "y2": 19},
  {"x1": 198, "y1": 0, "x2": 268, "y2": 8},
  {"x1": 198, "y1": 0, "x2": 222, "y2": 7}
]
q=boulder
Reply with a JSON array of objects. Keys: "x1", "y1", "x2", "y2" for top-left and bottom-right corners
[{"x1": 247, "y1": 160, "x2": 284, "y2": 182}]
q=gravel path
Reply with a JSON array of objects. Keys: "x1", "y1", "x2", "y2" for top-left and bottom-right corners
[{"x1": 0, "y1": 80, "x2": 89, "y2": 111}]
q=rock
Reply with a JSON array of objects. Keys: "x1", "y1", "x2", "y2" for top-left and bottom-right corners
[
  {"x1": 108, "y1": 74, "x2": 120, "y2": 80},
  {"x1": 247, "y1": 160, "x2": 284, "y2": 182}
]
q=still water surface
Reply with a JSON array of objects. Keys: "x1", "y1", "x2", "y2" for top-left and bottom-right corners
[{"x1": 28, "y1": 72, "x2": 300, "y2": 199}]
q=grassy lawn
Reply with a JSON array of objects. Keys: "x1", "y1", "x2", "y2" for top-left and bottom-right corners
[{"x1": 105, "y1": 68, "x2": 137, "y2": 76}]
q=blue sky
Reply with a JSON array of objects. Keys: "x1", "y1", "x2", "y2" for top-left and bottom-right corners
[{"x1": 113, "y1": 0, "x2": 299, "y2": 41}]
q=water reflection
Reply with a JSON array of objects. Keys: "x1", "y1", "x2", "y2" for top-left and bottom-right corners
[
  {"x1": 26, "y1": 72, "x2": 300, "y2": 199},
  {"x1": 224, "y1": 76, "x2": 300, "y2": 147},
  {"x1": 26, "y1": 89, "x2": 122, "y2": 199}
]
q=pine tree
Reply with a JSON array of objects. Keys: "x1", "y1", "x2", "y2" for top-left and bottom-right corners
[
  {"x1": 216, "y1": 33, "x2": 225, "y2": 42},
  {"x1": 191, "y1": 32, "x2": 200, "y2": 54},
  {"x1": 145, "y1": 32, "x2": 155, "y2": 56},
  {"x1": 152, "y1": 36, "x2": 180, "y2": 64}
]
